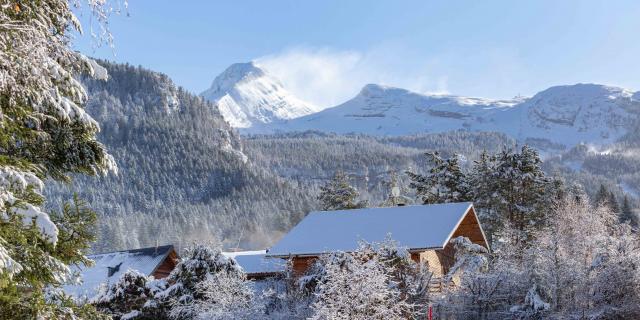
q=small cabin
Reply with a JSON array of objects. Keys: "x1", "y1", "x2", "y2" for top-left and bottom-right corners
[
  {"x1": 266, "y1": 202, "x2": 489, "y2": 278},
  {"x1": 64, "y1": 245, "x2": 179, "y2": 299}
]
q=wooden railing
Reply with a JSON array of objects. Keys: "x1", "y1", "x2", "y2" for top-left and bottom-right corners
[{"x1": 428, "y1": 277, "x2": 456, "y2": 293}]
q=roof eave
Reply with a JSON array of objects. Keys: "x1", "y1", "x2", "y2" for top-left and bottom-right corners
[
  {"x1": 267, "y1": 245, "x2": 445, "y2": 259},
  {"x1": 440, "y1": 202, "x2": 474, "y2": 248}
]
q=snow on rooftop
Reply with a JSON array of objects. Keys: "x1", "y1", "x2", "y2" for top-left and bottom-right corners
[
  {"x1": 63, "y1": 245, "x2": 174, "y2": 300},
  {"x1": 223, "y1": 250, "x2": 285, "y2": 274},
  {"x1": 267, "y1": 202, "x2": 474, "y2": 257}
]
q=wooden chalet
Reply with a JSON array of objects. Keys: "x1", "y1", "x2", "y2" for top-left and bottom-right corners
[
  {"x1": 266, "y1": 202, "x2": 489, "y2": 279},
  {"x1": 63, "y1": 244, "x2": 179, "y2": 299}
]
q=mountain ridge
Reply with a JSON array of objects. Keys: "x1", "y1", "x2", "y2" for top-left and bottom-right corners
[{"x1": 246, "y1": 81, "x2": 639, "y2": 149}]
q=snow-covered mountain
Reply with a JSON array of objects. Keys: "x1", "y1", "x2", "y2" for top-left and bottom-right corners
[
  {"x1": 201, "y1": 62, "x2": 318, "y2": 128},
  {"x1": 251, "y1": 83, "x2": 640, "y2": 149}
]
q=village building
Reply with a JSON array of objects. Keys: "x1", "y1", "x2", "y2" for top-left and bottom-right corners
[
  {"x1": 265, "y1": 202, "x2": 489, "y2": 279},
  {"x1": 63, "y1": 244, "x2": 179, "y2": 299},
  {"x1": 63, "y1": 202, "x2": 487, "y2": 299}
]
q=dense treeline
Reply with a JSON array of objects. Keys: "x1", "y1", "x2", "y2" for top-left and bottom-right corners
[
  {"x1": 246, "y1": 132, "x2": 639, "y2": 212},
  {"x1": 244, "y1": 131, "x2": 518, "y2": 204},
  {"x1": 45, "y1": 62, "x2": 316, "y2": 252}
]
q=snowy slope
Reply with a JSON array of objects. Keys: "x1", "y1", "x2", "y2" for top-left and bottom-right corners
[
  {"x1": 201, "y1": 62, "x2": 318, "y2": 128},
  {"x1": 251, "y1": 83, "x2": 640, "y2": 149}
]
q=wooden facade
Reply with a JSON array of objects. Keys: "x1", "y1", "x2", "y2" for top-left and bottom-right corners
[
  {"x1": 151, "y1": 248, "x2": 179, "y2": 279},
  {"x1": 410, "y1": 206, "x2": 488, "y2": 277}
]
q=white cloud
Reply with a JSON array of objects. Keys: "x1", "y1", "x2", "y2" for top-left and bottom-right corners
[{"x1": 255, "y1": 46, "x2": 449, "y2": 108}]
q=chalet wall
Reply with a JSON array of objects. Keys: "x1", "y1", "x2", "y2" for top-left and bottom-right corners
[
  {"x1": 419, "y1": 250, "x2": 444, "y2": 276},
  {"x1": 152, "y1": 250, "x2": 178, "y2": 279},
  {"x1": 451, "y1": 208, "x2": 488, "y2": 249},
  {"x1": 292, "y1": 256, "x2": 317, "y2": 275}
]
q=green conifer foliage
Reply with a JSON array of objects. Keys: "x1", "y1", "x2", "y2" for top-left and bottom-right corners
[{"x1": 1, "y1": 1, "x2": 116, "y2": 317}]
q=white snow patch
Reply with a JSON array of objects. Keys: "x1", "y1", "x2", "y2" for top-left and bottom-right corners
[
  {"x1": 222, "y1": 250, "x2": 285, "y2": 274},
  {"x1": 0, "y1": 243, "x2": 22, "y2": 276}
]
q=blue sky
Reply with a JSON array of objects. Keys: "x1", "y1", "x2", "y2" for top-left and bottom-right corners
[{"x1": 75, "y1": 0, "x2": 640, "y2": 107}]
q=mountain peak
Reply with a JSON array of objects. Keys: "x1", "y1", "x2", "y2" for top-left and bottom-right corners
[
  {"x1": 358, "y1": 83, "x2": 411, "y2": 97},
  {"x1": 201, "y1": 62, "x2": 317, "y2": 128},
  {"x1": 207, "y1": 62, "x2": 268, "y2": 95},
  {"x1": 221, "y1": 62, "x2": 265, "y2": 79},
  {"x1": 533, "y1": 83, "x2": 633, "y2": 100}
]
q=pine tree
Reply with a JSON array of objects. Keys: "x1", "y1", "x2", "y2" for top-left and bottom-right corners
[
  {"x1": 608, "y1": 191, "x2": 621, "y2": 214},
  {"x1": 469, "y1": 151, "x2": 500, "y2": 240},
  {"x1": 92, "y1": 270, "x2": 155, "y2": 320},
  {"x1": 407, "y1": 152, "x2": 470, "y2": 204},
  {"x1": 468, "y1": 146, "x2": 552, "y2": 246},
  {"x1": 620, "y1": 196, "x2": 637, "y2": 226},
  {"x1": 594, "y1": 184, "x2": 609, "y2": 206},
  {"x1": 318, "y1": 171, "x2": 368, "y2": 211},
  {"x1": 0, "y1": 1, "x2": 118, "y2": 317}
]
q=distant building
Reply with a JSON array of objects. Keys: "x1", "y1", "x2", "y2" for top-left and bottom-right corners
[
  {"x1": 266, "y1": 202, "x2": 489, "y2": 278},
  {"x1": 64, "y1": 245, "x2": 179, "y2": 299}
]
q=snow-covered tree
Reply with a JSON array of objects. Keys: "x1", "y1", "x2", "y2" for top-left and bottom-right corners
[
  {"x1": 607, "y1": 191, "x2": 621, "y2": 214},
  {"x1": 523, "y1": 190, "x2": 640, "y2": 318},
  {"x1": 445, "y1": 236, "x2": 489, "y2": 283},
  {"x1": 1, "y1": 0, "x2": 120, "y2": 317},
  {"x1": 307, "y1": 238, "x2": 429, "y2": 319},
  {"x1": 318, "y1": 171, "x2": 367, "y2": 211},
  {"x1": 407, "y1": 151, "x2": 471, "y2": 204},
  {"x1": 153, "y1": 244, "x2": 255, "y2": 320},
  {"x1": 594, "y1": 184, "x2": 610, "y2": 206},
  {"x1": 92, "y1": 245, "x2": 257, "y2": 319},
  {"x1": 310, "y1": 252, "x2": 410, "y2": 320},
  {"x1": 258, "y1": 261, "x2": 314, "y2": 320},
  {"x1": 477, "y1": 146, "x2": 551, "y2": 245},
  {"x1": 92, "y1": 270, "x2": 157, "y2": 320},
  {"x1": 445, "y1": 188, "x2": 640, "y2": 319}
]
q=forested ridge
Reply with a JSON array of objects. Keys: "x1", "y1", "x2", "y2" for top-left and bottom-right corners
[
  {"x1": 45, "y1": 61, "x2": 639, "y2": 253},
  {"x1": 45, "y1": 61, "x2": 316, "y2": 252}
]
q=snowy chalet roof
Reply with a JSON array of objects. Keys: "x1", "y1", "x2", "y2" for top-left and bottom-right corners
[
  {"x1": 267, "y1": 202, "x2": 479, "y2": 257},
  {"x1": 222, "y1": 250, "x2": 285, "y2": 275},
  {"x1": 63, "y1": 245, "x2": 176, "y2": 299}
]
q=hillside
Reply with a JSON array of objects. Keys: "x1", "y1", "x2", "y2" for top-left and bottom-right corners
[{"x1": 45, "y1": 61, "x2": 316, "y2": 252}]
